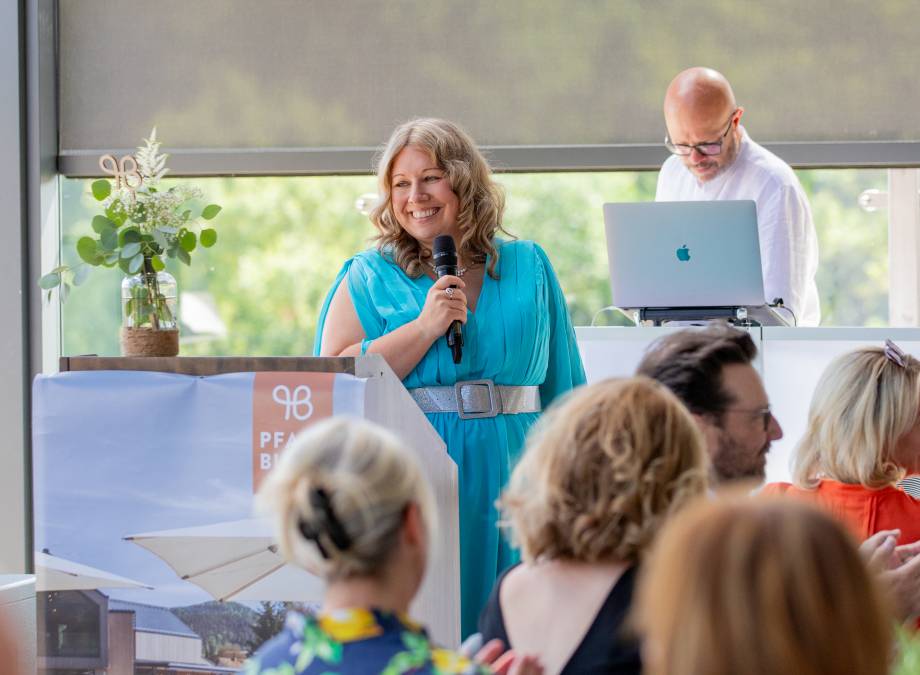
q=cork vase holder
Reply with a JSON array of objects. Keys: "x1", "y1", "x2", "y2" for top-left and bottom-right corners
[{"x1": 120, "y1": 327, "x2": 180, "y2": 357}]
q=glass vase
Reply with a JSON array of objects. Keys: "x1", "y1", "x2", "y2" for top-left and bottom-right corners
[{"x1": 120, "y1": 269, "x2": 179, "y2": 357}]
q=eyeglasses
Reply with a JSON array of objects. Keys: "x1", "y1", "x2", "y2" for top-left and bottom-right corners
[
  {"x1": 665, "y1": 109, "x2": 739, "y2": 157},
  {"x1": 722, "y1": 405, "x2": 773, "y2": 431}
]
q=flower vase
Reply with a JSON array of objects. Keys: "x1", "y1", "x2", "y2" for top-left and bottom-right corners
[{"x1": 120, "y1": 269, "x2": 179, "y2": 357}]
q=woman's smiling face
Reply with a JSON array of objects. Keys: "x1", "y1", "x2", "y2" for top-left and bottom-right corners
[{"x1": 389, "y1": 145, "x2": 460, "y2": 250}]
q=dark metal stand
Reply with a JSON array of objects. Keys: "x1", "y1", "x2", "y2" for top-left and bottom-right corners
[{"x1": 636, "y1": 305, "x2": 790, "y2": 327}]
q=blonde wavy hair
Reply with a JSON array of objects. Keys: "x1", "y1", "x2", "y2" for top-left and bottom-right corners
[
  {"x1": 369, "y1": 117, "x2": 510, "y2": 278},
  {"x1": 792, "y1": 346, "x2": 920, "y2": 489},
  {"x1": 257, "y1": 417, "x2": 435, "y2": 582},
  {"x1": 501, "y1": 377, "x2": 708, "y2": 564},
  {"x1": 634, "y1": 495, "x2": 893, "y2": 675}
]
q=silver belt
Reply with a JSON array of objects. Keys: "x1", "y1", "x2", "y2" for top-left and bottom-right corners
[{"x1": 409, "y1": 379, "x2": 541, "y2": 419}]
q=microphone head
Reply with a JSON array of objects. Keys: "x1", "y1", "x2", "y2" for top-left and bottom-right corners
[{"x1": 432, "y1": 235, "x2": 458, "y2": 267}]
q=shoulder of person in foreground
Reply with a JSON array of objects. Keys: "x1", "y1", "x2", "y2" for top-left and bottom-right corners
[
  {"x1": 241, "y1": 611, "x2": 305, "y2": 674},
  {"x1": 240, "y1": 609, "x2": 495, "y2": 675},
  {"x1": 759, "y1": 481, "x2": 795, "y2": 497}
]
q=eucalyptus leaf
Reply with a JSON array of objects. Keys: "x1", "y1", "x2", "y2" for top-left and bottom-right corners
[
  {"x1": 61, "y1": 268, "x2": 75, "y2": 286},
  {"x1": 179, "y1": 230, "x2": 197, "y2": 252},
  {"x1": 73, "y1": 265, "x2": 92, "y2": 286},
  {"x1": 120, "y1": 228, "x2": 142, "y2": 245},
  {"x1": 151, "y1": 229, "x2": 168, "y2": 249},
  {"x1": 120, "y1": 242, "x2": 142, "y2": 259},
  {"x1": 128, "y1": 253, "x2": 145, "y2": 274},
  {"x1": 38, "y1": 272, "x2": 61, "y2": 289},
  {"x1": 176, "y1": 247, "x2": 191, "y2": 266},
  {"x1": 91, "y1": 179, "x2": 111, "y2": 201},
  {"x1": 103, "y1": 252, "x2": 119, "y2": 265},
  {"x1": 118, "y1": 258, "x2": 132, "y2": 274},
  {"x1": 200, "y1": 228, "x2": 217, "y2": 248},
  {"x1": 100, "y1": 228, "x2": 118, "y2": 252},
  {"x1": 92, "y1": 215, "x2": 116, "y2": 234},
  {"x1": 106, "y1": 202, "x2": 127, "y2": 227},
  {"x1": 150, "y1": 255, "x2": 166, "y2": 272},
  {"x1": 76, "y1": 237, "x2": 99, "y2": 264},
  {"x1": 202, "y1": 204, "x2": 222, "y2": 220}
]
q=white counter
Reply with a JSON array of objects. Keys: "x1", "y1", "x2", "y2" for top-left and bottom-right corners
[
  {"x1": 576, "y1": 326, "x2": 920, "y2": 483},
  {"x1": 0, "y1": 575, "x2": 35, "y2": 675}
]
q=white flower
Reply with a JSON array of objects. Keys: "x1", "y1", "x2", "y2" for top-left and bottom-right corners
[{"x1": 135, "y1": 127, "x2": 169, "y2": 183}]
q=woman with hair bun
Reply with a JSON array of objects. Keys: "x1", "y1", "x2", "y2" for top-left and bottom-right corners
[
  {"x1": 243, "y1": 417, "x2": 541, "y2": 675},
  {"x1": 316, "y1": 118, "x2": 585, "y2": 635},
  {"x1": 479, "y1": 377, "x2": 708, "y2": 674}
]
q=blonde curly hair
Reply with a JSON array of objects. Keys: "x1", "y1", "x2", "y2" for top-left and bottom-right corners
[
  {"x1": 501, "y1": 377, "x2": 708, "y2": 564},
  {"x1": 369, "y1": 118, "x2": 510, "y2": 279}
]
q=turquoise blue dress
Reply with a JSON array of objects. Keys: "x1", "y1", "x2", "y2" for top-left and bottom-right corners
[{"x1": 314, "y1": 239, "x2": 586, "y2": 636}]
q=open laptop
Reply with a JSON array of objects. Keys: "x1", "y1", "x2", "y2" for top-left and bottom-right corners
[{"x1": 603, "y1": 200, "x2": 767, "y2": 313}]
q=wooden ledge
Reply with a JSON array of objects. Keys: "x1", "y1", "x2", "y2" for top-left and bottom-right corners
[{"x1": 59, "y1": 356, "x2": 357, "y2": 376}]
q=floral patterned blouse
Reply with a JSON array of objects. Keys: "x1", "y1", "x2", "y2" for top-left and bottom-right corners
[{"x1": 242, "y1": 608, "x2": 490, "y2": 675}]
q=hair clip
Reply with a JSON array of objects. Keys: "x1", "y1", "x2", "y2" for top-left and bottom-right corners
[
  {"x1": 884, "y1": 339, "x2": 907, "y2": 368},
  {"x1": 297, "y1": 518, "x2": 330, "y2": 559},
  {"x1": 297, "y1": 487, "x2": 353, "y2": 559}
]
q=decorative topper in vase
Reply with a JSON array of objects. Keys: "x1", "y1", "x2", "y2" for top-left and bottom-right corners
[{"x1": 39, "y1": 129, "x2": 221, "y2": 357}]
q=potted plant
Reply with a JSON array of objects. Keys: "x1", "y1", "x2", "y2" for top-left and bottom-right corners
[{"x1": 39, "y1": 129, "x2": 221, "y2": 356}]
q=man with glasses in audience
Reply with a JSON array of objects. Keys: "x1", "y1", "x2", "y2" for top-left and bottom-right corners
[
  {"x1": 636, "y1": 323, "x2": 782, "y2": 484},
  {"x1": 656, "y1": 67, "x2": 821, "y2": 326},
  {"x1": 639, "y1": 324, "x2": 920, "y2": 619}
]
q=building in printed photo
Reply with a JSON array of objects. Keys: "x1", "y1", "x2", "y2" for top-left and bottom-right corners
[{"x1": 38, "y1": 591, "x2": 236, "y2": 675}]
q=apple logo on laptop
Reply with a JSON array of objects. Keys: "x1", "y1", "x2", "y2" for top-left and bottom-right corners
[{"x1": 676, "y1": 245, "x2": 691, "y2": 261}]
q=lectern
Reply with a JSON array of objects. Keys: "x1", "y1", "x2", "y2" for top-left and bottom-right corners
[{"x1": 34, "y1": 355, "x2": 459, "y2": 650}]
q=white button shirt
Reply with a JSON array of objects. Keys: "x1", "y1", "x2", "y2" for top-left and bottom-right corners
[{"x1": 656, "y1": 128, "x2": 821, "y2": 326}]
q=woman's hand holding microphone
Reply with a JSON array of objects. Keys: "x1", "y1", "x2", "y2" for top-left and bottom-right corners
[{"x1": 415, "y1": 275, "x2": 467, "y2": 343}]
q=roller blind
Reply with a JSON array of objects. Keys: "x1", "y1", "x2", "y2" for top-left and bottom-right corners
[{"x1": 60, "y1": 0, "x2": 920, "y2": 158}]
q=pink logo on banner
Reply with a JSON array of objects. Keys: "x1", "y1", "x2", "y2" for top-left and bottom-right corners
[{"x1": 252, "y1": 372, "x2": 334, "y2": 493}]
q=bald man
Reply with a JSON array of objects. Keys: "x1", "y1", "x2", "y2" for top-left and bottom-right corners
[{"x1": 656, "y1": 67, "x2": 820, "y2": 326}]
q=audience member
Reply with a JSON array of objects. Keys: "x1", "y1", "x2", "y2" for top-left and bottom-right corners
[
  {"x1": 762, "y1": 341, "x2": 920, "y2": 542},
  {"x1": 243, "y1": 417, "x2": 540, "y2": 675},
  {"x1": 634, "y1": 495, "x2": 894, "y2": 675},
  {"x1": 636, "y1": 323, "x2": 782, "y2": 484},
  {"x1": 479, "y1": 377, "x2": 708, "y2": 674},
  {"x1": 0, "y1": 609, "x2": 21, "y2": 675}
]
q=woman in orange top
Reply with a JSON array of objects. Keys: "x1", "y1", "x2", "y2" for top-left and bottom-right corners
[{"x1": 763, "y1": 340, "x2": 920, "y2": 543}]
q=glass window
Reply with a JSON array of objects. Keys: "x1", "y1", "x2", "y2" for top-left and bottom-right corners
[
  {"x1": 57, "y1": 168, "x2": 889, "y2": 356},
  {"x1": 38, "y1": 591, "x2": 103, "y2": 659}
]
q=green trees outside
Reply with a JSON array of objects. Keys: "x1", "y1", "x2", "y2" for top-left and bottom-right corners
[{"x1": 59, "y1": 168, "x2": 888, "y2": 357}]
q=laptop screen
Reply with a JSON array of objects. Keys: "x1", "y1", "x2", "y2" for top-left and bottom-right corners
[{"x1": 603, "y1": 200, "x2": 766, "y2": 309}]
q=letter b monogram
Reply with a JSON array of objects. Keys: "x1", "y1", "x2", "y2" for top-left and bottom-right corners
[{"x1": 272, "y1": 384, "x2": 314, "y2": 421}]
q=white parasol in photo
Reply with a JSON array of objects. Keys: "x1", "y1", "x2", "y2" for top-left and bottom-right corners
[
  {"x1": 125, "y1": 518, "x2": 324, "y2": 602},
  {"x1": 35, "y1": 550, "x2": 153, "y2": 592}
]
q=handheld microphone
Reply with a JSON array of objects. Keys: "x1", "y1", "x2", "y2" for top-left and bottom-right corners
[{"x1": 432, "y1": 234, "x2": 464, "y2": 364}]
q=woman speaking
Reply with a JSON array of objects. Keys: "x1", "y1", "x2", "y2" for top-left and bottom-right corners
[{"x1": 315, "y1": 118, "x2": 585, "y2": 635}]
